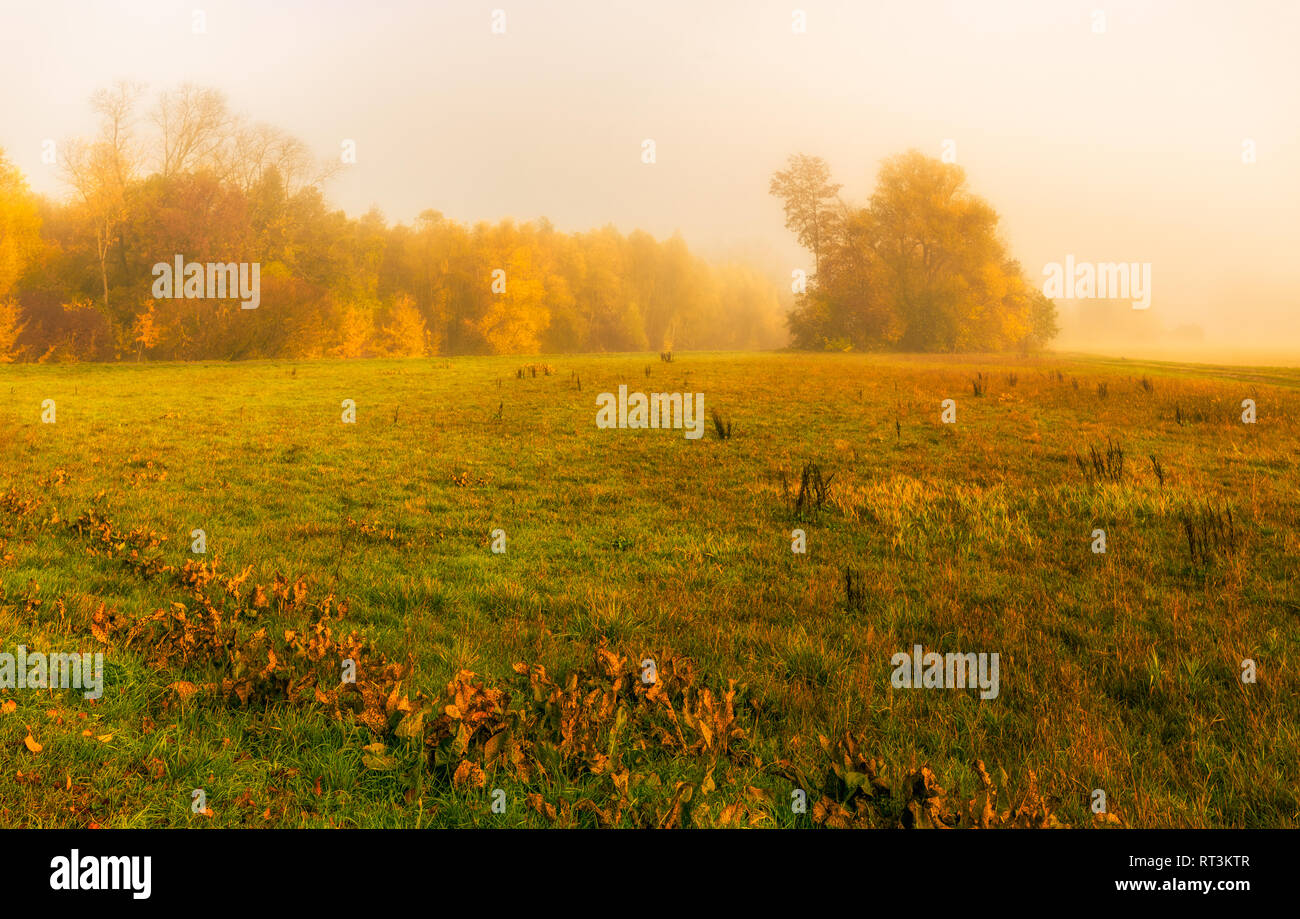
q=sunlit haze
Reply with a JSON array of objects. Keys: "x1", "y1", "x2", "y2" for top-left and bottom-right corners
[{"x1": 3, "y1": 0, "x2": 1298, "y2": 359}]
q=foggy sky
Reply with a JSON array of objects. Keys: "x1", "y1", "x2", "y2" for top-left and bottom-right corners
[{"x1": 3, "y1": 0, "x2": 1297, "y2": 358}]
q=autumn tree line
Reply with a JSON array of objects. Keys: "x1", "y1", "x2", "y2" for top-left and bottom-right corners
[
  {"x1": 0, "y1": 82, "x2": 785, "y2": 362},
  {"x1": 770, "y1": 151, "x2": 1059, "y2": 351}
]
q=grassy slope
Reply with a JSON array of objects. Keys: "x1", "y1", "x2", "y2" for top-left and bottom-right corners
[{"x1": 0, "y1": 352, "x2": 1297, "y2": 827}]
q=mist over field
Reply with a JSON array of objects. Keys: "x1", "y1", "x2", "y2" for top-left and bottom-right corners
[{"x1": 1, "y1": 0, "x2": 1297, "y2": 362}]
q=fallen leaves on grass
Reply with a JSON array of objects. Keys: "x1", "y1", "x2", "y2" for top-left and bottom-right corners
[
  {"x1": 362, "y1": 742, "x2": 398, "y2": 771},
  {"x1": 168, "y1": 681, "x2": 199, "y2": 702},
  {"x1": 810, "y1": 733, "x2": 1070, "y2": 829}
]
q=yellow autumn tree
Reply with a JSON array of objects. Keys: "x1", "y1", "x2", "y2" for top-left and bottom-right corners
[
  {"x1": 0, "y1": 149, "x2": 41, "y2": 362},
  {"x1": 0, "y1": 149, "x2": 41, "y2": 297},
  {"x1": 783, "y1": 150, "x2": 1057, "y2": 351},
  {"x1": 476, "y1": 247, "x2": 551, "y2": 354},
  {"x1": 377, "y1": 293, "x2": 429, "y2": 357},
  {"x1": 132, "y1": 302, "x2": 161, "y2": 361},
  {"x1": 0, "y1": 300, "x2": 24, "y2": 362},
  {"x1": 330, "y1": 301, "x2": 376, "y2": 358}
]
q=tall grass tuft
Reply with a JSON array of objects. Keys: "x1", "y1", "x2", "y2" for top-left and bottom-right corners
[
  {"x1": 1180, "y1": 501, "x2": 1239, "y2": 565},
  {"x1": 710, "y1": 409, "x2": 732, "y2": 440},
  {"x1": 1149, "y1": 453, "x2": 1165, "y2": 487},
  {"x1": 780, "y1": 461, "x2": 834, "y2": 519},
  {"x1": 1075, "y1": 439, "x2": 1125, "y2": 483},
  {"x1": 844, "y1": 566, "x2": 866, "y2": 612}
]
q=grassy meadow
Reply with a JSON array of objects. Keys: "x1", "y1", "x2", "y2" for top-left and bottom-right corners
[{"x1": 1, "y1": 351, "x2": 1297, "y2": 828}]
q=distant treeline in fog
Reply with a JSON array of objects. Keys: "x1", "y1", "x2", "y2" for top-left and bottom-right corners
[{"x1": 0, "y1": 83, "x2": 786, "y2": 363}]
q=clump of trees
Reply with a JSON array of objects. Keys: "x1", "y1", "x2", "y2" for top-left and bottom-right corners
[
  {"x1": 771, "y1": 151, "x2": 1058, "y2": 352},
  {"x1": 0, "y1": 81, "x2": 786, "y2": 362}
]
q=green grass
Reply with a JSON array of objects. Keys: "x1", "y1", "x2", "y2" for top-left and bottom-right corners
[{"x1": 1, "y1": 352, "x2": 1297, "y2": 828}]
